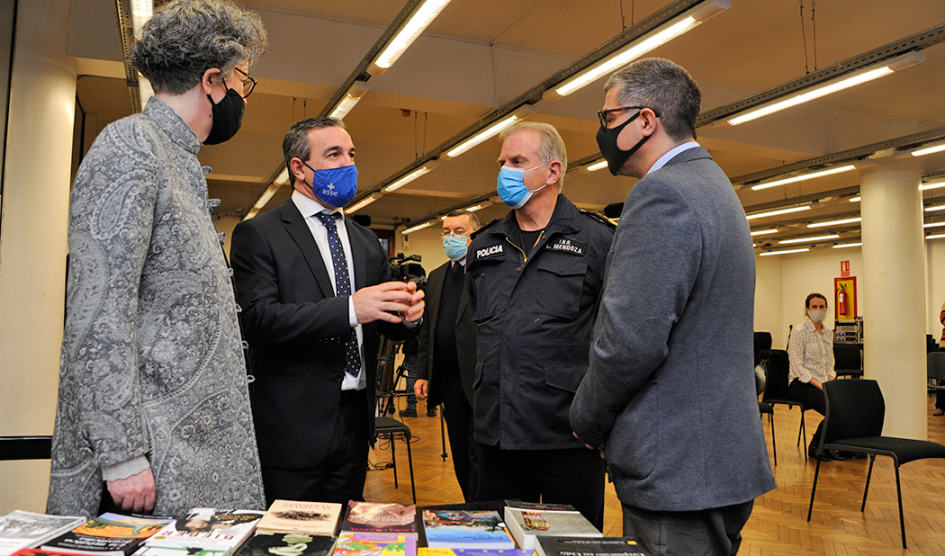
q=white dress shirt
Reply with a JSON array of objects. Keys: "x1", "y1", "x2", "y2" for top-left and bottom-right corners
[
  {"x1": 292, "y1": 190, "x2": 366, "y2": 391},
  {"x1": 646, "y1": 141, "x2": 700, "y2": 176}
]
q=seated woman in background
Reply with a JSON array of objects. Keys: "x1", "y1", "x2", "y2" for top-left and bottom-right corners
[
  {"x1": 936, "y1": 300, "x2": 945, "y2": 416},
  {"x1": 787, "y1": 293, "x2": 838, "y2": 462}
]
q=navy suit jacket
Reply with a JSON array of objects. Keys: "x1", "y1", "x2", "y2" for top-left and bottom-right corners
[{"x1": 231, "y1": 198, "x2": 413, "y2": 469}]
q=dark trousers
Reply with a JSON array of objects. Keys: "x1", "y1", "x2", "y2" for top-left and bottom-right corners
[
  {"x1": 261, "y1": 389, "x2": 370, "y2": 506},
  {"x1": 441, "y1": 384, "x2": 478, "y2": 502},
  {"x1": 477, "y1": 443, "x2": 606, "y2": 531},
  {"x1": 622, "y1": 499, "x2": 755, "y2": 556},
  {"x1": 788, "y1": 379, "x2": 826, "y2": 450}
]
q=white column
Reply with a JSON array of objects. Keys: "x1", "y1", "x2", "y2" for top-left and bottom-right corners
[
  {"x1": 860, "y1": 159, "x2": 926, "y2": 439},
  {"x1": 0, "y1": 0, "x2": 76, "y2": 513}
]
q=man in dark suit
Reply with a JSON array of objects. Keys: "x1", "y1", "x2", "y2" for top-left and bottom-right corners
[
  {"x1": 570, "y1": 58, "x2": 775, "y2": 556},
  {"x1": 414, "y1": 209, "x2": 480, "y2": 502},
  {"x1": 230, "y1": 118, "x2": 424, "y2": 505}
]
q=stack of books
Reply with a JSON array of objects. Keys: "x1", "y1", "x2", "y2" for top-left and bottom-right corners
[
  {"x1": 38, "y1": 513, "x2": 172, "y2": 556},
  {"x1": 235, "y1": 501, "x2": 341, "y2": 556},
  {"x1": 0, "y1": 511, "x2": 86, "y2": 556},
  {"x1": 333, "y1": 502, "x2": 418, "y2": 556},
  {"x1": 502, "y1": 502, "x2": 601, "y2": 552},
  {"x1": 141, "y1": 509, "x2": 264, "y2": 556}
]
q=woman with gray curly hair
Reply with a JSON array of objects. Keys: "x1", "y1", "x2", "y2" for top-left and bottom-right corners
[{"x1": 47, "y1": 0, "x2": 269, "y2": 516}]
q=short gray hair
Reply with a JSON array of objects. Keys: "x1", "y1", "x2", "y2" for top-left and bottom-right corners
[
  {"x1": 131, "y1": 0, "x2": 268, "y2": 94},
  {"x1": 444, "y1": 209, "x2": 481, "y2": 230},
  {"x1": 499, "y1": 122, "x2": 567, "y2": 190},
  {"x1": 283, "y1": 118, "x2": 346, "y2": 185},
  {"x1": 604, "y1": 58, "x2": 701, "y2": 142}
]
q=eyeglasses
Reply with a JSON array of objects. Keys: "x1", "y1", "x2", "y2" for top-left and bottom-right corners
[
  {"x1": 439, "y1": 230, "x2": 470, "y2": 239},
  {"x1": 597, "y1": 106, "x2": 645, "y2": 129},
  {"x1": 234, "y1": 67, "x2": 257, "y2": 99}
]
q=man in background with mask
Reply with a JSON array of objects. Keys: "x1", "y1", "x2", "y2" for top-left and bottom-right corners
[
  {"x1": 465, "y1": 122, "x2": 614, "y2": 529},
  {"x1": 570, "y1": 58, "x2": 775, "y2": 556},
  {"x1": 414, "y1": 209, "x2": 481, "y2": 502},
  {"x1": 231, "y1": 118, "x2": 425, "y2": 505}
]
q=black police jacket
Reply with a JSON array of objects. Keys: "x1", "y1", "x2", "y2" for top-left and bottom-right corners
[{"x1": 466, "y1": 194, "x2": 614, "y2": 449}]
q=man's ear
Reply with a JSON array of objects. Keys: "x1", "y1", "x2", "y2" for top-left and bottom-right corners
[
  {"x1": 290, "y1": 157, "x2": 307, "y2": 184},
  {"x1": 546, "y1": 160, "x2": 563, "y2": 187},
  {"x1": 201, "y1": 68, "x2": 221, "y2": 96},
  {"x1": 640, "y1": 107, "x2": 659, "y2": 137}
]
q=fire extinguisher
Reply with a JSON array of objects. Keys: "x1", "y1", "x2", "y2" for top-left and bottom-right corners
[{"x1": 838, "y1": 286, "x2": 847, "y2": 316}]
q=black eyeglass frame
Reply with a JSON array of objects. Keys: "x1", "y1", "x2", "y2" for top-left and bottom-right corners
[
  {"x1": 597, "y1": 106, "x2": 649, "y2": 129},
  {"x1": 234, "y1": 67, "x2": 257, "y2": 99}
]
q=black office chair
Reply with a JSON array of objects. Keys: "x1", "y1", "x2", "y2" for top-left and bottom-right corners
[
  {"x1": 928, "y1": 352, "x2": 945, "y2": 395},
  {"x1": 806, "y1": 379, "x2": 945, "y2": 549},
  {"x1": 833, "y1": 343, "x2": 863, "y2": 378},
  {"x1": 758, "y1": 401, "x2": 777, "y2": 465},
  {"x1": 373, "y1": 417, "x2": 416, "y2": 503},
  {"x1": 0, "y1": 436, "x2": 52, "y2": 460},
  {"x1": 761, "y1": 349, "x2": 809, "y2": 460}
]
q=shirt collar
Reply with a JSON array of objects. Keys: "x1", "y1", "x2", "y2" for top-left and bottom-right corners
[
  {"x1": 646, "y1": 141, "x2": 700, "y2": 176},
  {"x1": 292, "y1": 189, "x2": 345, "y2": 221}
]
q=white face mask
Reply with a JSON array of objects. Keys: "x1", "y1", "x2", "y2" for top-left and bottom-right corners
[{"x1": 808, "y1": 310, "x2": 826, "y2": 324}]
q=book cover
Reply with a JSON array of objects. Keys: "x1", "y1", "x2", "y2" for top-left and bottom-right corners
[
  {"x1": 41, "y1": 513, "x2": 172, "y2": 556},
  {"x1": 332, "y1": 533, "x2": 415, "y2": 556},
  {"x1": 339, "y1": 502, "x2": 416, "y2": 537},
  {"x1": 535, "y1": 537, "x2": 647, "y2": 556},
  {"x1": 136, "y1": 547, "x2": 229, "y2": 556},
  {"x1": 420, "y1": 511, "x2": 514, "y2": 550},
  {"x1": 257, "y1": 502, "x2": 341, "y2": 537},
  {"x1": 232, "y1": 530, "x2": 335, "y2": 556},
  {"x1": 503, "y1": 507, "x2": 600, "y2": 551},
  {"x1": 146, "y1": 509, "x2": 264, "y2": 556},
  {"x1": 418, "y1": 549, "x2": 533, "y2": 556},
  {"x1": 0, "y1": 511, "x2": 86, "y2": 556}
]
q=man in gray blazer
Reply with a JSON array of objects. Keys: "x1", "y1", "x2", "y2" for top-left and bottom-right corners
[{"x1": 570, "y1": 58, "x2": 776, "y2": 556}]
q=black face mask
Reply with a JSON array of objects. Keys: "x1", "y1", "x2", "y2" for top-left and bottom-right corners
[
  {"x1": 596, "y1": 110, "x2": 651, "y2": 176},
  {"x1": 204, "y1": 83, "x2": 245, "y2": 145}
]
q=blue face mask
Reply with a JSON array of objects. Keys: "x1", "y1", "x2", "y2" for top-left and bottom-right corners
[
  {"x1": 497, "y1": 163, "x2": 549, "y2": 209},
  {"x1": 442, "y1": 234, "x2": 468, "y2": 261},
  {"x1": 303, "y1": 162, "x2": 358, "y2": 208}
]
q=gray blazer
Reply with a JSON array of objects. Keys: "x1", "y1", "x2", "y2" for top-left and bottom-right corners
[
  {"x1": 47, "y1": 98, "x2": 265, "y2": 516},
  {"x1": 571, "y1": 146, "x2": 776, "y2": 512}
]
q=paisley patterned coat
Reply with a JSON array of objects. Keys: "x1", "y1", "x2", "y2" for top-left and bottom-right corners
[{"x1": 47, "y1": 98, "x2": 265, "y2": 516}]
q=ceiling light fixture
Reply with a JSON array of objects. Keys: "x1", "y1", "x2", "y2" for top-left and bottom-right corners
[
  {"x1": 327, "y1": 82, "x2": 371, "y2": 120},
  {"x1": 586, "y1": 160, "x2": 609, "y2": 172},
  {"x1": 745, "y1": 205, "x2": 811, "y2": 220},
  {"x1": 384, "y1": 164, "x2": 437, "y2": 193},
  {"x1": 920, "y1": 179, "x2": 945, "y2": 191},
  {"x1": 544, "y1": 0, "x2": 731, "y2": 100},
  {"x1": 849, "y1": 196, "x2": 861, "y2": 203},
  {"x1": 924, "y1": 222, "x2": 945, "y2": 229},
  {"x1": 750, "y1": 229, "x2": 778, "y2": 236},
  {"x1": 130, "y1": 0, "x2": 153, "y2": 36},
  {"x1": 778, "y1": 234, "x2": 840, "y2": 245},
  {"x1": 760, "y1": 248, "x2": 810, "y2": 257},
  {"x1": 369, "y1": 0, "x2": 453, "y2": 75},
  {"x1": 925, "y1": 204, "x2": 945, "y2": 212},
  {"x1": 927, "y1": 233, "x2": 945, "y2": 240},
  {"x1": 345, "y1": 194, "x2": 381, "y2": 215},
  {"x1": 445, "y1": 115, "x2": 520, "y2": 158},
  {"x1": 751, "y1": 165, "x2": 857, "y2": 191},
  {"x1": 808, "y1": 217, "x2": 861, "y2": 228},
  {"x1": 833, "y1": 242, "x2": 862, "y2": 249},
  {"x1": 912, "y1": 144, "x2": 945, "y2": 158},
  {"x1": 401, "y1": 221, "x2": 435, "y2": 235},
  {"x1": 726, "y1": 52, "x2": 925, "y2": 126}
]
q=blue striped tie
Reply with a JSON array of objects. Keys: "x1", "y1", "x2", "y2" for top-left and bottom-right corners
[{"x1": 315, "y1": 212, "x2": 361, "y2": 378}]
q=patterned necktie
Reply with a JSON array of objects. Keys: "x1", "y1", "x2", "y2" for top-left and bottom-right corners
[{"x1": 315, "y1": 211, "x2": 362, "y2": 378}]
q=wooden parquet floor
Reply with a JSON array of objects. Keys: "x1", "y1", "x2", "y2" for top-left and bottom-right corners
[{"x1": 365, "y1": 394, "x2": 945, "y2": 555}]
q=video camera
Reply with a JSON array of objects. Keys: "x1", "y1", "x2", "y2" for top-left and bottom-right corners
[{"x1": 388, "y1": 252, "x2": 427, "y2": 289}]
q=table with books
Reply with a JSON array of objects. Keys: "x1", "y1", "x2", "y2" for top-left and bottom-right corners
[{"x1": 0, "y1": 500, "x2": 647, "y2": 556}]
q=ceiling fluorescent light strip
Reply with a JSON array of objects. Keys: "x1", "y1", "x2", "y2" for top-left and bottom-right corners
[
  {"x1": 401, "y1": 221, "x2": 435, "y2": 235},
  {"x1": 345, "y1": 194, "x2": 380, "y2": 215},
  {"x1": 586, "y1": 160, "x2": 609, "y2": 172},
  {"x1": 778, "y1": 234, "x2": 840, "y2": 245},
  {"x1": 913, "y1": 144, "x2": 945, "y2": 158},
  {"x1": 927, "y1": 234, "x2": 945, "y2": 240},
  {"x1": 384, "y1": 165, "x2": 435, "y2": 192},
  {"x1": 549, "y1": 0, "x2": 731, "y2": 99},
  {"x1": 749, "y1": 229, "x2": 778, "y2": 236},
  {"x1": 446, "y1": 115, "x2": 520, "y2": 158},
  {"x1": 849, "y1": 196, "x2": 861, "y2": 202},
  {"x1": 925, "y1": 204, "x2": 945, "y2": 212},
  {"x1": 728, "y1": 52, "x2": 925, "y2": 126},
  {"x1": 808, "y1": 217, "x2": 861, "y2": 228},
  {"x1": 833, "y1": 242, "x2": 862, "y2": 249},
  {"x1": 751, "y1": 165, "x2": 856, "y2": 191},
  {"x1": 760, "y1": 248, "x2": 810, "y2": 257},
  {"x1": 920, "y1": 179, "x2": 945, "y2": 191},
  {"x1": 131, "y1": 0, "x2": 153, "y2": 36},
  {"x1": 374, "y1": 0, "x2": 453, "y2": 70},
  {"x1": 924, "y1": 221, "x2": 945, "y2": 229},
  {"x1": 745, "y1": 205, "x2": 811, "y2": 220}
]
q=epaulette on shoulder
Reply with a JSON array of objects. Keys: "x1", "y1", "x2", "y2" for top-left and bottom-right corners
[
  {"x1": 469, "y1": 218, "x2": 500, "y2": 239},
  {"x1": 580, "y1": 209, "x2": 617, "y2": 229}
]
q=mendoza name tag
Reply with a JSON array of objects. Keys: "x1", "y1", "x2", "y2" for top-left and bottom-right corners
[{"x1": 545, "y1": 237, "x2": 585, "y2": 255}]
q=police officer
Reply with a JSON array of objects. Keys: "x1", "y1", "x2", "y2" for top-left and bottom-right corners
[{"x1": 466, "y1": 122, "x2": 614, "y2": 530}]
